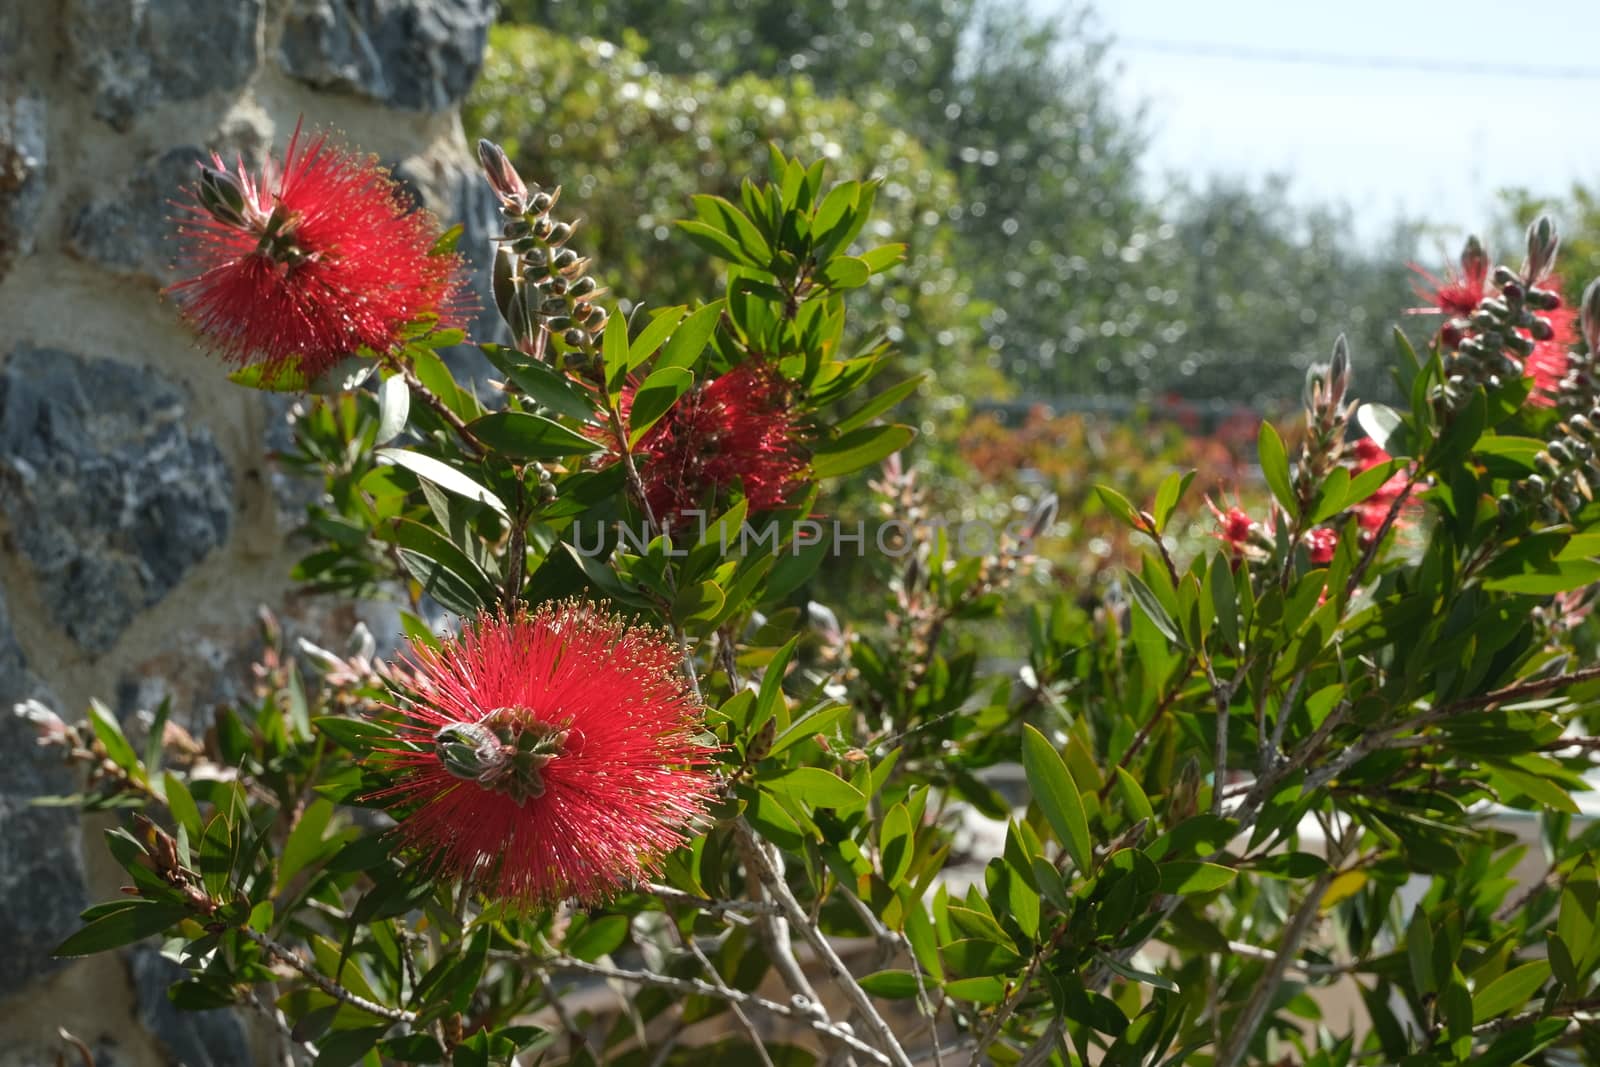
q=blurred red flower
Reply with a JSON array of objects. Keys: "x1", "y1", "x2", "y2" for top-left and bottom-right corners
[
  {"x1": 169, "y1": 122, "x2": 467, "y2": 381},
  {"x1": 615, "y1": 361, "x2": 808, "y2": 529},
  {"x1": 1306, "y1": 526, "x2": 1338, "y2": 565},
  {"x1": 370, "y1": 602, "x2": 714, "y2": 908}
]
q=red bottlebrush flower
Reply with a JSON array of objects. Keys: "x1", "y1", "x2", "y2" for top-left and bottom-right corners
[
  {"x1": 1348, "y1": 439, "x2": 1414, "y2": 537},
  {"x1": 1525, "y1": 300, "x2": 1577, "y2": 407},
  {"x1": 1205, "y1": 496, "x2": 1255, "y2": 558},
  {"x1": 369, "y1": 602, "x2": 714, "y2": 908},
  {"x1": 168, "y1": 122, "x2": 468, "y2": 381},
  {"x1": 1305, "y1": 527, "x2": 1338, "y2": 565},
  {"x1": 612, "y1": 361, "x2": 808, "y2": 529},
  {"x1": 1409, "y1": 259, "x2": 1488, "y2": 319}
]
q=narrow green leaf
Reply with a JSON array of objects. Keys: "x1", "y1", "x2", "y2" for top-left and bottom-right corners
[
  {"x1": 377, "y1": 449, "x2": 507, "y2": 517},
  {"x1": 762, "y1": 767, "x2": 865, "y2": 810},
  {"x1": 88, "y1": 699, "x2": 140, "y2": 775},
  {"x1": 1155, "y1": 861, "x2": 1237, "y2": 895},
  {"x1": 1258, "y1": 422, "x2": 1296, "y2": 512},
  {"x1": 627, "y1": 366, "x2": 696, "y2": 445},
  {"x1": 53, "y1": 900, "x2": 188, "y2": 957},
  {"x1": 1020, "y1": 725, "x2": 1092, "y2": 874},
  {"x1": 1472, "y1": 960, "x2": 1550, "y2": 1023},
  {"x1": 654, "y1": 301, "x2": 724, "y2": 373},
  {"x1": 811, "y1": 424, "x2": 915, "y2": 479},
  {"x1": 375, "y1": 374, "x2": 410, "y2": 446},
  {"x1": 467, "y1": 412, "x2": 602, "y2": 460},
  {"x1": 626, "y1": 306, "x2": 688, "y2": 371},
  {"x1": 880, "y1": 803, "x2": 914, "y2": 888}
]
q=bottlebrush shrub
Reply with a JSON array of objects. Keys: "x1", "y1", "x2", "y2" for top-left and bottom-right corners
[{"x1": 25, "y1": 126, "x2": 1600, "y2": 1067}]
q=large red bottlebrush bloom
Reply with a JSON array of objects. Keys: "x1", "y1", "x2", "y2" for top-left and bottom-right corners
[
  {"x1": 368, "y1": 602, "x2": 715, "y2": 908},
  {"x1": 611, "y1": 361, "x2": 808, "y2": 528},
  {"x1": 168, "y1": 122, "x2": 468, "y2": 380}
]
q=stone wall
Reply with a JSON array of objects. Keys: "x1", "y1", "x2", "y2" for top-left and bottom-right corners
[{"x1": 0, "y1": 3, "x2": 496, "y2": 1063}]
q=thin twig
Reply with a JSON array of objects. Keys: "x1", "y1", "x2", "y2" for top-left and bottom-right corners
[
  {"x1": 1214, "y1": 822, "x2": 1359, "y2": 1067},
  {"x1": 640, "y1": 883, "x2": 781, "y2": 917},
  {"x1": 239, "y1": 927, "x2": 414, "y2": 1023},
  {"x1": 543, "y1": 955, "x2": 891, "y2": 1065},
  {"x1": 391, "y1": 359, "x2": 486, "y2": 458},
  {"x1": 674, "y1": 926, "x2": 777, "y2": 1067},
  {"x1": 733, "y1": 818, "x2": 917, "y2": 1067}
]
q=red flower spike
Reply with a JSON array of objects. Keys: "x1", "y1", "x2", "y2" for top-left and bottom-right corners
[
  {"x1": 368, "y1": 602, "x2": 715, "y2": 909},
  {"x1": 168, "y1": 121, "x2": 469, "y2": 380},
  {"x1": 1525, "y1": 301, "x2": 1577, "y2": 408},
  {"x1": 613, "y1": 361, "x2": 808, "y2": 529},
  {"x1": 1205, "y1": 496, "x2": 1255, "y2": 558},
  {"x1": 1305, "y1": 527, "x2": 1338, "y2": 565}
]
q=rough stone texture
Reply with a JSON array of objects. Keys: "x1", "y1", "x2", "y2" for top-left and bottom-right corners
[
  {"x1": 65, "y1": 0, "x2": 264, "y2": 131},
  {"x1": 0, "y1": 1, "x2": 492, "y2": 1058},
  {"x1": 68, "y1": 123, "x2": 269, "y2": 282},
  {"x1": 0, "y1": 346, "x2": 234, "y2": 653},
  {"x1": 279, "y1": 0, "x2": 494, "y2": 111},
  {"x1": 128, "y1": 947, "x2": 253, "y2": 1067},
  {"x1": 0, "y1": 94, "x2": 45, "y2": 284},
  {"x1": 0, "y1": 588, "x2": 88, "y2": 1002}
]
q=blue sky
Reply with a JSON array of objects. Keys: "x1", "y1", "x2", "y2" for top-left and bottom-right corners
[{"x1": 1082, "y1": 0, "x2": 1600, "y2": 240}]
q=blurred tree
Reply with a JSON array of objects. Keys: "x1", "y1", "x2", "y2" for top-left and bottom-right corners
[
  {"x1": 466, "y1": 25, "x2": 998, "y2": 405},
  {"x1": 487, "y1": 1, "x2": 1421, "y2": 405},
  {"x1": 1154, "y1": 176, "x2": 1419, "y2": 402}
]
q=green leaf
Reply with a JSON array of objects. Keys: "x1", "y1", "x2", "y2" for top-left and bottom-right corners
[
  {"x1": 1156, "y1": 861, "x2": 1237, "y2": 895},
  {"x1": 762, "y1": 767, "x2": 865, "y2": 810},
  {"x1": 943, "y1": 939, "x2": 1025, "y2": 977},
  {"x1": 314, "y1": 1026, "x2": 390, "y2": 1067},
  {"x1": 1127, "y1": 574, "x2": 1184, "y2": 648},
  {"x1": 163, "y1": 772, "x2": 201, "y2": 838},
  {"x1": 375, "y1": 374, "x2": 410, "y2": 446},
  {"x1": 626, "y1": 306, "x2": 688, "y2": 371},
  {"x1": 1152, "y1": 470, "x2": 1195, "y2": 533},
  {"x1": 858, "y1": 970, "x2": 922, "y2": 999},
  {"x1": 1258, "y1": 422, "x2": 1295, "y2": 512},
  {"x1": 678, "y1": 220, "x2": 751, "y2": 266},
  {"x1": 1020, "y1": 725, "x2": 1092, "y2": 874},
  {"x1": 654, "y1": 301, "x2": 725, "y2": 373},
  {"x1": 880, "y1": 803, "x2": 914, "y2": 887},
  {"x1": 1096, "y1": 952, "x2": 1178, "y2": 992},
  {"x1": 692, "y1": 194, "x2": 772, "y2": 266},
  {"x1": 377, "y1": 449, "x2": 507, "y2": 517},
  {"x1": 312, "y1": 716, "x2": 395, "y2": 754},
  {"x1": 467, "y1": 412, "x2": 602, "y2": 460},
  {"x1": 279, "y1": 798, "x2": 335, "y2": 890},
  {"x1": 602, "y1": 308, "x2": 631, "y2": 398},
  {"x1": 768, "y1": 702, "x2": 852, "y2": 757},
  {"x1": 942, "y1": 976, "x2": 1006, "y2": 1004},
  {"x1": 567, "y1": 915, "x2": 630, "y2": 961},
  {"x1": 53, "y1": 900, "x2": 189, "y2": 957},
  {"x1": 627, "y1": 366, "x2": 696, "y2": 445},
  {"x1": 811, "y1": 424, "x2": 915, "y2": 479},
  {"x1": 1356, "y1": 402, "x2": 1406, "y2": 455},
  {"x1": 1093, "y1": 484, "x2": 1143, "y2": 530},
  {"x1": 834, "y1": 374, "x2": 924, "y2": 434},
  {"x1": 818, "y1": 255, "x2": 870, "y2": 289},
  {"x1": 479, "y1": 344, "x2": 595, "y2": 420},
  {"x1": 1472, "y1": 960, "x2": 1550, "y2": 1023},
  {"x1": 1115, "y1": 767, "x2": 1154, "y2": 822},
  {"x1": 88, "y1": 699, "x2": 140, "y2": 775}
]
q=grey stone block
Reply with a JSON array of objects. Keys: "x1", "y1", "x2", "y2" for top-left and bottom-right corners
[
  {"x1": 278, "y1": 0, "x2": 494, "y2": 112},
  {"x1": 0, "y1": 346, "x2": 233, "y2": 652},
  {"x1": 65, "y1": 0, "x2": 264, "y2": 131},
  {"x1": 0, "y1": 588, "x2": 87, "y2": 1002}
]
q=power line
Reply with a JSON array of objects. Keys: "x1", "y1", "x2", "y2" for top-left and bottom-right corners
[{"x1": 1116, "y1": 36, "x2": 1600, "y2": 81}]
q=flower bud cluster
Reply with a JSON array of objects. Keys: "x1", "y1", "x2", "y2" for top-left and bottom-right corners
[
  {"x1": 1552, "y1": 278, "x2": 1600, "y2": 413},
  {"x1": 1436, "y1": 221, "x2": 1566, "y2": 412},
  {"x1": 1501, "y1": 409, "x2": 1600, "y2": 521},
  {"x1": 1295, "y1": 335, "x2": 1353, "y2": 503},
  {"x1": 478, "y1": 139, "x2": 609, "y2": 382}
]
